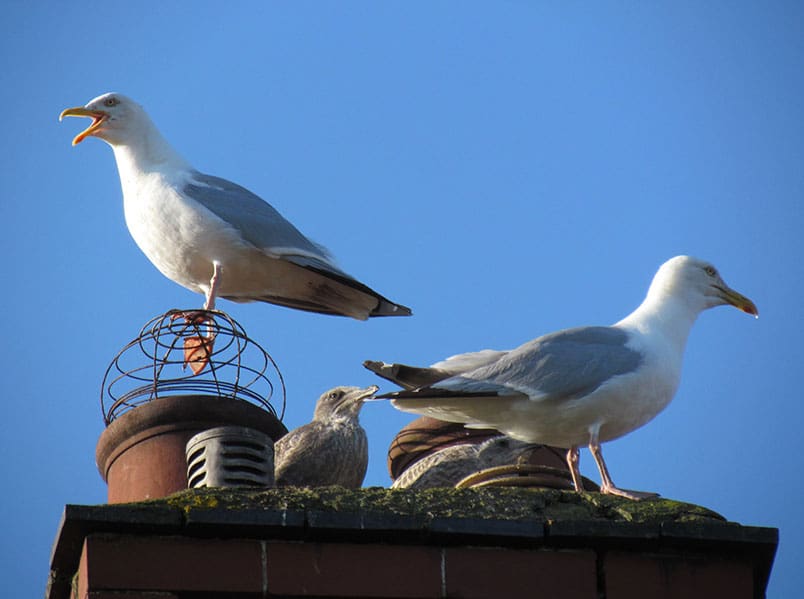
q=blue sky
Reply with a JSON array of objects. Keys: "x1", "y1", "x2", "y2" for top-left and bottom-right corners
[{"x1": 2, "y1": 3, "x2": 801, "y2": 596}]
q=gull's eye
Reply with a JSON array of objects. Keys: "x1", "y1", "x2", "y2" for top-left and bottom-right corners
[
  {"x1": 704, "y1": 266, "x2": 717, "y2": 277},
  {"x1": 104, "y1": 97, "x2": 119, "y2": 107},
  {"x1": 328, "y1": 391, "x2": 342, "y2": 401}
]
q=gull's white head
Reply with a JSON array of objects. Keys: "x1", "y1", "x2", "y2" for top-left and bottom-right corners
[
  {"x1": 59, "y1": 92, "x2": 150, "y2": 147},
  {"x1": 648, "y1": 255, "x2": 758, "y2": 317}
]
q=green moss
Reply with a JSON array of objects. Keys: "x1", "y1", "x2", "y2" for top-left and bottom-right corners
[
  {"x1": 163, "y1": 489, "x2": 220, "y2": 512},
  {"x1": 582, "y1": 492, "x2": 724, "y2": 524},
  {"x1": 144, "y1": 486, "x2": 725, "y2": 525}
]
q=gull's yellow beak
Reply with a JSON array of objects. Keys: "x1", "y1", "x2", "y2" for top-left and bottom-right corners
[
  {"x1": 59, "y1": 107, "x2": 108, "y2": 145},
  {"x1": 717, "y1": 284, "x2": 759, "y2": 318}
]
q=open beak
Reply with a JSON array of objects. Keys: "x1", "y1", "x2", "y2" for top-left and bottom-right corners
[
  {"x1": 716, "y1": 284, "x2": 758, "y2": 318},
  {"x1": 59, "y1": 107, "x2": 108, "y2": 145}
]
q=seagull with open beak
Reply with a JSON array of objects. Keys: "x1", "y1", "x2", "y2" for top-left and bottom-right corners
[{"x1": 60, "y1": 93, "x2": 412, "y2": 373}]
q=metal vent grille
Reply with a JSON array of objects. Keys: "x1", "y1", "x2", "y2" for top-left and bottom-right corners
[{"x1": 186, "y1": 426, "x2": 275, "y2": 488}]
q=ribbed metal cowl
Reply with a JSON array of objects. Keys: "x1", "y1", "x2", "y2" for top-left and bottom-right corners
[{"x1": 186, "y1": 426, "x2": 275, "y2": 488}]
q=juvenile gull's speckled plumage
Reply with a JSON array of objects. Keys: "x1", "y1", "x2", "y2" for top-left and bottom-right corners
[
  {"x1": 392, "y1": 435, "x2": 541, "y2": 489},
  {"x1": 60, "y1": 93, "x2": 411, "y2": 319},
  {"x1": 368, "y1": 256, "x2": 758, "y2": 500},
  {"x1": 274, "y1": 386, "x2": 378, "y2": 488}
]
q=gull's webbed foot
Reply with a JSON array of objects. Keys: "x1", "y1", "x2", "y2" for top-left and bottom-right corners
[{"x1": 598, "y1": 483, "x2": 659, "y2": 501}]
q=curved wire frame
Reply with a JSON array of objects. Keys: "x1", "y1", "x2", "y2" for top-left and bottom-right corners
[
  {"x1": 455, "y1": 464, "x2": 598, "y2": 491},
  {"x1": 101, "y1": 309, "x2": 286, "y2": 425}
]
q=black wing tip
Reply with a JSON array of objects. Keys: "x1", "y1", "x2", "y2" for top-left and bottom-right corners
[
  {"x1": 369, "y1": 302, "x2": 413, "y2": 317},
  {"x1": 362, "y1": 360, "x2": 405, "y2": 390},
  {"x1": 381, "y1": 388, "x2": 503, "y2": 401},
  {"x1": 298, "y1": 262, "x2": 413, "y2": 317}
]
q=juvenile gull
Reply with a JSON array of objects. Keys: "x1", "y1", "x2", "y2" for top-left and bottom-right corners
[
  {"x1": 274, "y1": 385, "x2": 378, "y2": 488},
  {"x1": 392, "y1": 435, "x2": 541, "y2": 489},
  {"x1": 59, "y1": 93, "x2": 411, "y2": 320},
  {"x1": 367, "y1": 256, "x2": 757, "y2": 500}
]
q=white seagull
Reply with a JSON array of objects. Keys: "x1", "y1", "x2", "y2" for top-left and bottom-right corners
[
  {"x1": 59, "y1": 93, "x2": 412, "y2": 321},
  {"x1": 367, "y1": 256, "x2": 757, "y2": 500}
]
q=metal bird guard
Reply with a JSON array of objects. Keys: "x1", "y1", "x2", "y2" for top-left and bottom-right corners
[{"x1": 101, "y1": 309, "x2": 286, "y2": 425}]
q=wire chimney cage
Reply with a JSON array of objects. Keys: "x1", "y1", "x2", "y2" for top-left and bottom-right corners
[{"x1": 101, "y1": 309, "x2": 286, "y2": 425}]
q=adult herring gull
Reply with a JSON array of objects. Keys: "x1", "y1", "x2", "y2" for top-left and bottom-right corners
[
  {"x1": 366, "y1": 256, "x2": 757, "y2": 500},
  {"x1": 274, "y1": 385, "x2": 378, "y2": 488},
  {"x1": 59, "y1": 93, "x2": 412, "y2": 321}
]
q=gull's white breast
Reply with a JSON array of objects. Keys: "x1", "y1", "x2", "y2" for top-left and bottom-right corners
[{"x1": 121, "y1": 168, "x2": 250, "y2": 295}]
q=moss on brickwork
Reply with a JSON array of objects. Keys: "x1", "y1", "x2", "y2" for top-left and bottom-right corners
[{"x1": 154, "y1": 486, "x2": 724, "y2": 525}]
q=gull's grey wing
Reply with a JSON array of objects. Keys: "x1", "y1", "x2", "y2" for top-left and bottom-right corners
[
  {"x1": 184, "y1": 172, "x2": 338, "y2": 265},
  {"x1": 184, "y1": 172, "x2": 412, "y2": 317},
  {"x1": 437, "y1": 326, "x2": 643, "y2": 401},
  {"x1": 383, "y1": 327, "x2": 641, "y2": 427},
  {"x1": 430, "y1": 349, "x2": 510, "y2": 374}
]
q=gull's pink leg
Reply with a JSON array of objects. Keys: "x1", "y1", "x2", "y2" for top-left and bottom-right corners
[
  {"x1": 170, "y1": 262, "x2": 223, "y2": 322},
  {"x1": 183, "y1": 262, "x2": 223, "y2": 375},
  {"x1": 588, "y1": 428, "x2": 658, "y2": 501},
  {"x1": 203, "y1": 262, "x2": 222, "y2": 310},
  {"x1": 566, "y1": 447, "x2": 585, "y2": 492}
]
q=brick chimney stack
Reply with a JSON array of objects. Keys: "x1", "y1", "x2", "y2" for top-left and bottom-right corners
[{"x1": 95, "y1": 310, "x2": 287, "y2": 503}]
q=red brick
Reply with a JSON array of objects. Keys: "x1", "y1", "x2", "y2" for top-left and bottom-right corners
[
  {"x1": 604, "y1": 552, "x2": 754, "y2": 599},
  {"x1": 265, "y1": 541, "x2": 442, "y2": 597},
  {"x1": 77, "y1": 536, "x2": 90, "y2": 599},
  {"x1": 80, "y1": 534, "x2": 263, "y2": 593},
  {"x1": 445, "y1": 546, "x2": 597, "y2": 599}
]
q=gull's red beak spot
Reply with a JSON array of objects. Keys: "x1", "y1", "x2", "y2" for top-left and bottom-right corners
[
  {"x1": 716, "y1": 284, "x2": 759, "y2": 318},
  {"x1": 59, "y1": 107, "x2": 108, "y2": 145}
]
